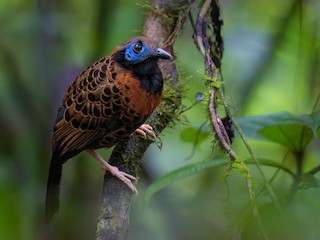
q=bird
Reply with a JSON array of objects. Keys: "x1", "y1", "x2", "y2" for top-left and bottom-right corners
[{"x1": 45, "y1": 36, "x2": 173, "y2": 223}]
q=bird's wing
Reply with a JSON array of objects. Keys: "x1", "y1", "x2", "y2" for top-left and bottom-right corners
[{"x1": 52, "y1": 56, "x2": 124, "y2": 159}]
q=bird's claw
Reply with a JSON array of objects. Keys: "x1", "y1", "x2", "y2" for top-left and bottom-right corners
[
  {"x1": 102, "y1": 164, "x2": 138, "y2": 194},
  {"x1": 135, "y1": 124, "x2": 162, "y2": 149},
  {"x1": 87, "y1": 149, "x2": 138, "y2": 194}
]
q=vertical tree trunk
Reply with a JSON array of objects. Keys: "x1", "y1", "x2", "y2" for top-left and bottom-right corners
[{"x1": 95, "y1": 0, "x2": 193, "y2": 239}]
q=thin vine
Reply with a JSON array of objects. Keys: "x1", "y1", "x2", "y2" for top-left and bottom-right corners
[{"x1": 193, "y1": 0, "x2": 283, "y2": 238}]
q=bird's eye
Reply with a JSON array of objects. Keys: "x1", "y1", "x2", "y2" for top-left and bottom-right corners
[{"x1": 133, "y1": 41, "x2": 143, "y2": 54}]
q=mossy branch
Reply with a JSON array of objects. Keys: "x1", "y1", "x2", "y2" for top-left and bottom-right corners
[
  {"x1": 95, "y1": 1, "x2": 192, "y2": 239},
  {"x1": 218, "y1": 88, "x2": 281, "y2": 210},
  {"x1": 194, "y1": 0, "x2": 274, "y2": 239}
]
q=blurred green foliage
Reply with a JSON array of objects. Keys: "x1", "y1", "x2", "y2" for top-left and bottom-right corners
[{"x1": 0, "y1": 0, "x2": 319, "y2": 239}]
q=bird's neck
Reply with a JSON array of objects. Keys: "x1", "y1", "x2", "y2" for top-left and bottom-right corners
[
  {"x1": 113, "y1": 54, "x2": 163, "y2": 95},
  {"x1": 135, "y1": 65, "x2": 163, "y2": 95}
]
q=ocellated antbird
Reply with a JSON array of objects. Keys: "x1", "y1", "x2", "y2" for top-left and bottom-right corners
[{"x1": 45, "y1": 36, "x2": 172, "y2": 222}]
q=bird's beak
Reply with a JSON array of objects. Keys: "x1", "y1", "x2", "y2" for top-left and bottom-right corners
[{"x1": 153, "y1": 48, "x2": 173, "y2": 60}]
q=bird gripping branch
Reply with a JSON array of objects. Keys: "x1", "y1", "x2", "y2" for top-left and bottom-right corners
[{"x1": 45, "y1": 36, "x2": 172, "y2": 223}]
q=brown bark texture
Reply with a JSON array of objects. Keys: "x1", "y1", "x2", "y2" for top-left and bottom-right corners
[{"x1": 95, "y1": 0, "x2": 193, "y2": 239}]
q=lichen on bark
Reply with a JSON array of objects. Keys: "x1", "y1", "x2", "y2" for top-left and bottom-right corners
[{"x1": 95, "y1": 1, "x2": 192, "y2": 239}]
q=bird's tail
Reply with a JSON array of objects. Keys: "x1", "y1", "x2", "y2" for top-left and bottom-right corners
[{"x1": 45, "y1": 150, "x2": 63, "y2": 223}]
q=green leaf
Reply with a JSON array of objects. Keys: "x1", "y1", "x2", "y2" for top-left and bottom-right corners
[
  {"x1": 310, "y1": 111, "x2": 320, "y2": 137},
  {"x1": 300, "y1": 173, "x2": 320, "y2": 189},
  {"x1": 244, "y1": 158, "x2": 294, "y2": 177},
  {"x1": 237, "y1": 111, "x2": 320, "y2": 150},
  {"x1": 258, "y1": 124, "x2": 313, "y2": 150},
  {"x1": 180, "y1": 126, "x2": 210, "y2": 143},
  {"x1": 144, "y1": 159, "x2": 228, "y2": 203}
]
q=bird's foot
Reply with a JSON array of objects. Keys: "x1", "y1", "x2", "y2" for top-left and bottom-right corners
[
  {"x1": 135, "y1": 124, "x2": 156, "y2": 139},
  {"x1": 87, "y1": 149, "x2": 138, "y2": 194},
  {"x1": 135, "y1": 124, "x2": 162, "y2": 149},
  {"x1": 102, "y1": 164, "x2": 138, "y2": 194}
]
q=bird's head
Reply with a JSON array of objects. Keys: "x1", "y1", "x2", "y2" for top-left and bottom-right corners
[
  {"x1": 112, "y1": 36, "x2": 173, "y2": 73},
  {"x1": 123, "y1": 38, "x2": 172, "y2": 64}
]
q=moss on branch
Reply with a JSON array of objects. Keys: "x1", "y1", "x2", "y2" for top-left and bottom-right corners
[{"x1": 95, "y1": 1, "x2": 192, "y2": 239}]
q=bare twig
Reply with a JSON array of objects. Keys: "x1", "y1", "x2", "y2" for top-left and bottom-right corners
[
  {"x1": 194, "y1": 1, "x2": 273, "y2": 239},
  {"x1": 194, "y1": 0, "x2": 233, "y2": 159},
  {"x1": 163, "y1": 4, "x2": 193, "y2": 48},
  {"x1": 208, "y1": 89, "x2": 236, "y2": 159}
]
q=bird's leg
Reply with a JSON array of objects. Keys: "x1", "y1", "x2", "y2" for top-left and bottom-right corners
[
  {"x1": 135, "y1": 124, "x2": 162, "y2": 149},
  {"x1": 86, "y1": 149, "x2": 138, "y2": 194}
]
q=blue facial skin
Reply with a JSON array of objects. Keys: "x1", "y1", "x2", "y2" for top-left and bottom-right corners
[{"x1": 125, "y1": 41, "x2": 150, "y2": 64}]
